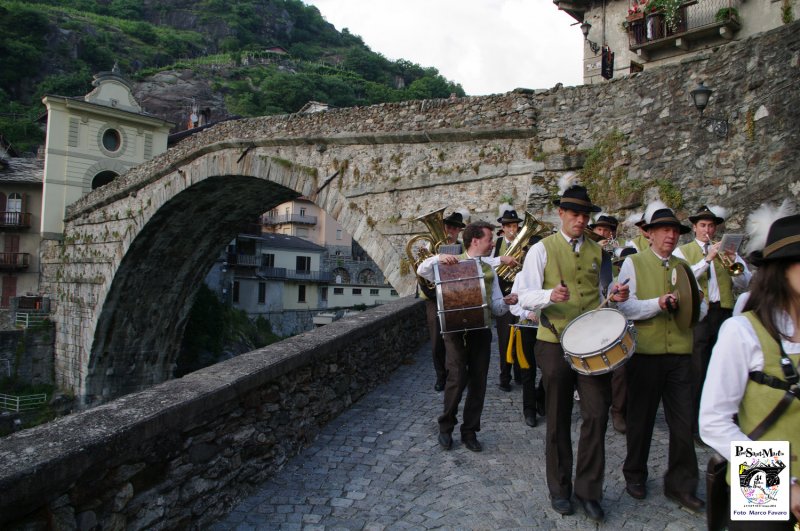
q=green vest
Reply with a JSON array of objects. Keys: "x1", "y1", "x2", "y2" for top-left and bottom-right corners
[
  {"x1": 678, "y1": 240, "x2": 734, "y2": 308},
  {"x1": 739, "y1": 312, "x2": 800, "y2": 477},
  {"x1": 459, "y1": 252, "x2": 496, "y2": 303},
  {"x1": 537, "y1": 234, "x2": 602, "y2": 343},
  {"x1": 629, "y1": 250, "x2": 694, "y2": 354},
  {"x1": 632, "y1": 234, "x2": 650, "y2": 252}
]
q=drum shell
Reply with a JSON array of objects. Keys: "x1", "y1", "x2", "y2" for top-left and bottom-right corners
[
  {"x1": 560, "y1": 308, "x2": 637, "y2": 375},
  {"x1": 434, "y1": 260, "x2": 490, "y2": 334}
]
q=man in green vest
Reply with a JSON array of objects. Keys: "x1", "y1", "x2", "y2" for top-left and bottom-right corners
[
  {"x1": 515, "y1": 184, "x2": 629, "y2": 522},
  {"x1": 421, "y1": 210, "x2": 466, "y2": 392},
  {"x1": 616, "y1": 203, "x2": 707, "y2": 513},
  {"x1": 494, "y1": 208, "x2": 524, "y2": 392},
  {"x1": 417, "y1": 221, "x2": 518, "y2": 453},
  {"x1": 674, "y1": 205, "x2": 751, "y2": 442}
]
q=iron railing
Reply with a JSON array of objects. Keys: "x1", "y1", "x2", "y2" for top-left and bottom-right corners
[
  {"x1": 0, "y1": 253, "x2": 30, "y2": 270},
  {"x1": 627, "y1": 0, "x2": 742, "y2": 48},
  {"x1": 15, "y1": 312, "x2": 49, "y2": 329},
  {"x1": 261, "y1": 214, "x2": 318, "y2": 225},
  {"x1": 0, "y1": 211, "x2": 32, "y2": 228},
  {"x1": 0, "y1": 393, "x2": 48, "y2": 412}
]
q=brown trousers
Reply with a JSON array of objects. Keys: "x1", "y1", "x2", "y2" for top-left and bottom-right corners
[
  {"x1": 536, "y1": 340, "x2": 611, "y2": 501},
  {"x1": 425, "y1": 299, "x2": 446, "y2": 382}
]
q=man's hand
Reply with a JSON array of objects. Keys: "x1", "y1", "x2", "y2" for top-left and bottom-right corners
[
  {"x1": 611, "y1": 282, "x2": 629, "y2": 302},
  {"x1": 525, "y1": 311, "x2": 540, "y2": 324},
  {"x1": 658, "y1": 293, "x2": 678, "y2": 311},
  {"x1": 550, "y1": 283, "x2": 570, "y2": 303},
  {"x1": 706, "y1": 241, "x2": 721, "y2": 262},
  {"x1": 499, "y1": 255, "x2": 519, "y2": 267},
  {"x1": 438, "y1": 254, "x2": 459, "y2": 265},
  {"x1": 503, "y1": 293, "x2": 518, "y2": 306}
]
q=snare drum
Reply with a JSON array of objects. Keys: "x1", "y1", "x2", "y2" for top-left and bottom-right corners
[
  {"x1": 560, "y1": 308, "x2": 636, "y2": 375},
  {"x1": 434, "y1": 259, "x2": 490, "y2": 334}
]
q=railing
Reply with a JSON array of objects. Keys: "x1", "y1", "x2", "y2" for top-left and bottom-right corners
[
  {"x1": 261, "y1": 214, "x2": 318, "y2": 226},
  {"x1": 0, "y1": 211, "x2": 32, "y2": 229},
  {"x1": 258, "y1": 266, "x2": 287, "y2": 279},
  {"x1": 627, "y1": 0, "x2": 742, "y2": 49},
  {"x1": 0, "y1": 393, "x2": 48, "y2": 412},
  {"x1": 15, "y1": 312, "x2": 48, "y2": 329},
  {"x1": 0, "y1": 253, "x2": 30, "y2": 270},
  {"x1": 256, "y1": 267, "x2": 333, "y2": 282}
]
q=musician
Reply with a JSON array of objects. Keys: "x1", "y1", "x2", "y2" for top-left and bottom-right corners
[
  {"x1": 515, "y1": 184, "x2": 629, "y2": 521},
  {"x1": 699, "y1": 213, "x2": 800, "y2": 530},
  {"x1": 589, "y1": 214, "x2": 618, "y2": 248},
  {"x1": 629, "y1": 214, "x2": 651, "y2": 252},
  {"x1": 673, "y1": 205, "x2": 752, "y2": 441},
  {"x1": 417, "y1": 220, "x2": 518, "y2": 453},
  {"x1": 616, "y1": 202, "x2": 707, "y2": 512},
  {"x1": 509, "y1": 279, "x2": 545, "y2": 428},
  {"x1": 609, "y1": 246, "x2": 638, "y2": 435},
  {"x1": 495, "y1": 208, "x2": 524, "y2": 391},
  {"x1": 422, "y1": 210, "x2": 466, "y2": 392}
]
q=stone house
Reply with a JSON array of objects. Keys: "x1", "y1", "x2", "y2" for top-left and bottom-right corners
[{"x1": 555, "y1": 0, "x2": 798, "y2": 84}]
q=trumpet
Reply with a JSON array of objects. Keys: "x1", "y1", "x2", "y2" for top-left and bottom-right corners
[{"x1": 706, "y1": 236, "x2": 745, "y2": 276}]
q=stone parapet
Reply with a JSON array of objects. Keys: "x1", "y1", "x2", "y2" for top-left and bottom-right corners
[{"x1": 0, "y1": 296, "x2": 427, "y2": 529}]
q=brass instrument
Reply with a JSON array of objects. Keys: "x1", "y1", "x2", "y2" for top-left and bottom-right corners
[
  {"x1": 496, "y1": 211, "x2": 554, "y2": 285},
  {"x1": 706, "y1": 236, "x2": 745, "y2": 276},
  {"x1": 583, "y1": 227, "x2": 604, "y2": 243},
  {"x1": 406, "y1": 208, "x2": 450, "y2": 297}
]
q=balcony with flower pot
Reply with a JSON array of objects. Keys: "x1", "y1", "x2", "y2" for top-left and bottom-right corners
[{"x1": 626, "y1": 0, "x2": 742, "y2": 60}]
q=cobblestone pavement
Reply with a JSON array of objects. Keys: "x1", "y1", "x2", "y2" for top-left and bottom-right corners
[{"x1": 212, "y1": 330, "x2": 713, "y2": 530}]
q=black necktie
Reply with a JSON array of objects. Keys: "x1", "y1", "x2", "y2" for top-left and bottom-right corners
[
  {"x1": 570, "y1": 239, "x2": 578, "y2": 253},
  {"x1": 703, "y1": 243, "x2": 711, "y2": 279}
]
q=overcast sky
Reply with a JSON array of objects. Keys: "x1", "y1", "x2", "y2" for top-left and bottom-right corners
[{"x1": 303, "y1": 0, "x2": 585, "y2": 96}]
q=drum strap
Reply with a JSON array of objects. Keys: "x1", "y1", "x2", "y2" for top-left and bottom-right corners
[{"x1": 506, "y1": 327, "x2": 530, "y2": 369}]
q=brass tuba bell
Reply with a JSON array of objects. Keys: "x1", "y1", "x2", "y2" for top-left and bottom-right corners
[
  {"x1": 495, "y1": 211, "x2": 554, "y2": 287},
  {"x1": 406, "y1": 208, "x2": 450, "y2": 297}
]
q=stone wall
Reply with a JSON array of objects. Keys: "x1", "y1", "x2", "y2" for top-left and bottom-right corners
[
  {"x1": 0, "y1": 326, "x2": 54, "y2": 386},
  {"x1": 0, "y1": 296, "x2": 427, "y2": 530}
]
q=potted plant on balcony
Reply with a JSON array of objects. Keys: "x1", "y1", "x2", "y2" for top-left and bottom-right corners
[
  {"x1": 646, "y1": 0, "x2": 685, "y2": 37},
  {"x1": 715, "y1": 6, "x2": 741, "y2": 25},
  {"x1": 627, "y1": 0, "x2": 648, "y2": 21}
]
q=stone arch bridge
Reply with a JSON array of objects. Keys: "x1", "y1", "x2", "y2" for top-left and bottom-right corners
[{"x1": 41, "y1": 21, "x2": 799, "y2": 406}]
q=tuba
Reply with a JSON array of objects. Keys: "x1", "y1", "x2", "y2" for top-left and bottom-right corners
[
  {"x1": 495, "y1": 211, "x2": 554, "y2": 292},
  {"x1": 406, "y1": 208, "x2": 450, "y2": 298}
]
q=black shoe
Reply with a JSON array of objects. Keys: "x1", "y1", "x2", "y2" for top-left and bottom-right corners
[
  {"x1": 625, "y1": 482, "x2": 647, "y2": 500},
  {"x1": 434, "y1": 379, "x2": 445, "y2": 392},
  {"x1": 664, "y1": 490, "x2": 705, "y2": 512},
  {"x1": 536, "y1": 400, "x2": 546, "y2": 417},
  {"x1": 437, "y1": 432, "x2": 453, "y2": 450},
  {"x1": 498, "y1": 382, "x2": 512, "y2": 392},
  {"x1": 524, "y1": 412, "x2": 537, "y2": 427},
  {"x1": 550, "y1": 497, "x2": 574, "y2": 515},
  {"x1": 576, "y1": 497, "x2": 605, "y2": 522},
  {"x1": 462, "y1": 437, "x2": 482, "y2": 452}
]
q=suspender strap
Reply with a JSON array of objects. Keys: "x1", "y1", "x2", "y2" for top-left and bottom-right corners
[
  {"x1": 748, "y1": 371, "x2": 794, "y2": 391},
  {"x1": 747, "y1": 388, "x2": 799, "y2": 440}
]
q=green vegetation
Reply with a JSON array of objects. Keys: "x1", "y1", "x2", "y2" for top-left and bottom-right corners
[
  {"x1": 714, "y1": 7, "x2": 740, "y2": 23},
  {"x1": 0, "y1": 380, "x2": 58, "y2": 436},
  {"x1": 0, "y1": 0, "x2": 465, "y2": 154},
  {"x1": 175, "y1": 284, "x2": 284, "y2": 377}
]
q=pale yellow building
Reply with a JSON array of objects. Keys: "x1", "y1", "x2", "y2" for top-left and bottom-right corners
[{"x1": 40, "y1": 65, "x2": 173, "y2": 238}]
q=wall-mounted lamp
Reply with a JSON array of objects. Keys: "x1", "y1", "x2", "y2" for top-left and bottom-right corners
[
  {"x1": 580, "y1": 21, "x2": 601, "y2": 54},
  {"x1": 689, "y1": 81, "x2": 728, "y2": 138}
]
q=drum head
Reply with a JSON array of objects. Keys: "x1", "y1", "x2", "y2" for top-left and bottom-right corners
[
  {"x1": 561, "y1": 308, "x2": 627, "y2": 355},
  {"x1": 672, "y1": 261, "x2": 700, "y2": 329}
]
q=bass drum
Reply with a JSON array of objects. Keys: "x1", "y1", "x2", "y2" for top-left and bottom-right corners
[
  {"x1": 560, "y1": 308, "x2": 636, "y2": 375},
  {"x1": 434, "y1": 260, "x2": 490, "y2": 334}
]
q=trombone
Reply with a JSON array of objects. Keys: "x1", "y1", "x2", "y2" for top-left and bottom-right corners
[{"x1": 706, "y1": 236, "x2": 745, "y2": 276}]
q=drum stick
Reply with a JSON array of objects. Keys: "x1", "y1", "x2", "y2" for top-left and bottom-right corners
[{"x1": 597, "y1": 278, "x2": 630, "y2": 309}]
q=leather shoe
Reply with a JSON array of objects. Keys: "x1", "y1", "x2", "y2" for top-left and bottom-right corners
[
  {"x1": 524, "y1": 412, "x2": 537, "y2": 427},
  {"x1": 576, "y1": 497, "x2": 605, "y2": 522},
  {"x1": 434, "y1": 379, "x2": 445, "y2": 392},
  {"x1": 612, "y1": 414, "x2": 627, "y2": 434},
  {"x1": 664, "y1": 490, "x2": 705, "y2": 512},
  {"x1": 498, "y1": 382, "x2": 512, "y2": 392},
  {"x1": 437, "y1": 432, "x2": 453, "y2": 450},
  {"x1": 550, "y1": 497, "x2": 574, "y2": 515},
  {"x1": 625, "y1": 482, "x2": 647, "y2": 500},
  {"x1": 462, "y1": 437, "x2": 482, "y2": 452}
]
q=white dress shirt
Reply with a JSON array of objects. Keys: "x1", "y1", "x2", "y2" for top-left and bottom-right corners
[
  {"x1": 515, "y1": 231, "x2": 605, "y2": 312},
  {"x1": 699, "y1": 311, "x2": 800, "y2": 461},
  {"x1": 616, "y1": 247, "x2": 708, "y2": 321},
  {"x1": 417, "y1": 253, "x2": 508, "y2": 316},
  {"x1": 673, "y1": 239, "x2": 751, "y2": 303}
]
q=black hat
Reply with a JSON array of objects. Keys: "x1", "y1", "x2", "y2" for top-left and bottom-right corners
[
  {"x1": 749, "y1": 214, "x2": 800, "y2": 265},
  {"x1": 589, "y1": 215, "x2": 619, "y2": 230},
  {"x1": 613, "y1": 246, "x2": 637, "y2": 265},
  {"x1": 643, "y1": 208, "x2": 691, "y2": 234},
  {"x1": 689, "y1": 205, "x2": 725, "y2": 225},
  {"x1": 634, "y1": 214, "x2": 646, "y2": 228},
  {"x1": 497, "y1": 209, "x2": 523, "y2": 224},
  {"x1": 443, "y1": 211, "x2": 466, "y2": 228},
  {"x1": 553, "y1": 185, "x2": 602, "y2": 213}
]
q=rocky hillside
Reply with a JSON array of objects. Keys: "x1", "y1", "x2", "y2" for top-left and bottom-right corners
[{"x1": 0, "y1": 0, "x2": 465, "y2": 152}]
